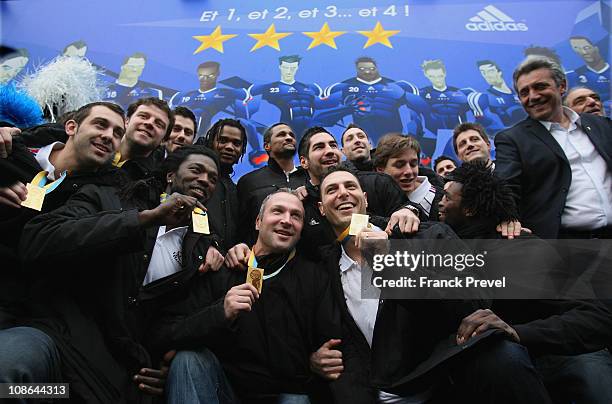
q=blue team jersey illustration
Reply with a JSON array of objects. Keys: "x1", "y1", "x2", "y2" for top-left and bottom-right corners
[
  {"x1": 323, "y1": 77, "x2": 426, "y2": 143},
  {"x1": 567, "y1": 64, "x2": 610, "y2": 101},
  {"x1": 420, "y1": 85, "x2": 472, "y2": 134},
  {"x1": 468, "y1": 87, "x2": 526, "y2": 132},
  {"x1": 103, "y1": 82, "x2": 163, "y2": 110},
  {"x1": 169, "y1": 86, "x2": 249, "y2": 134},
  {"x1": 246, "y1": 80, "x2": 324, "y2": 138}
]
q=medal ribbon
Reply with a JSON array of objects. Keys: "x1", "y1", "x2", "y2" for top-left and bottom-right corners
[
  {"x1": 336, "y1": 226, "x2": 351, "y2": 245},
  {"x1": 31, "y1": 170, "x2": 67, "y2": 194},
  {"x1": 248, "y1": 248, "x2": 296, "y2": 280},
  {"x1": 112, "y1": 152, "x2": 126, "y2": 168}
]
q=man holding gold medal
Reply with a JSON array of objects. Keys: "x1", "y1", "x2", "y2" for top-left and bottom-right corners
[{"x1": 152, "y1": 189, "x2": 341, "y2": 403}]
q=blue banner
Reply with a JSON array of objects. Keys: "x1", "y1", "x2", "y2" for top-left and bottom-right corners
[{"x1": 2, "y1": 0, "x2": 610, "y2": 176}]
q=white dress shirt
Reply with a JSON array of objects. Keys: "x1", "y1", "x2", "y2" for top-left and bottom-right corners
[
  {"x1": 338, "y1": 229, "x2": 430, "y2": 403},
  {"x1": 540, "y1": 107, "x2": 612, "y2": 230},
  {"x1": 143, "y1": 225, "x2": 188, "y2": 285},
  {"x1": 34, "y1": 142, "x2": 65, "y2": 181}
]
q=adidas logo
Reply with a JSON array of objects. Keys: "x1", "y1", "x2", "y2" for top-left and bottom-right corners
[{"x1": 465, "y1": 5, "x2": 528, "y2": 32}]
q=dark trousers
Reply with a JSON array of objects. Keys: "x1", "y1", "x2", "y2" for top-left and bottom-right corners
[{"x1": 442, "y1": 338, "x2": 552, "y2": 404}]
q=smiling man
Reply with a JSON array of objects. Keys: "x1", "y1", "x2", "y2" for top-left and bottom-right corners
[
  {"x1": 116, "y1": 97, "x2": 175, "y2": 180},
  {"x1": 237, "y1": 122, "x2": 308, "y2": 244},
  {"x1": 151, "y1": 189, "x2": 342, "y2": 403},
  {"x1": 564, "y1": 87, "x2": 605, "y2": 117},
  {"x1": 195, "y1": 118, "x2": 248, "y2": 249},
  {"x1": 495, "y1": 55, "x2": 612, "y2": 239},
  {"x1": 2, "y1": 145, "x2": 223, "y2": 403},
  {"x1": 340, "y1": 123, "x2": 373, "y2": 171},
  {"x1": 452, "y1": 122, "x2": 493, "y2": 167},
  {"x1": 298, "y1": 127, "x2": 421, "y2": 259}
]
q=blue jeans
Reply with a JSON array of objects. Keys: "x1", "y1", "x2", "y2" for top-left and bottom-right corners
[
  {"x1": 534, "y1": 349, "x2": 612, "y2": 404},
  {"x1": 0, "y1": 326, "x2": 61, "y2": 404},
  {"x1": 166, "y1": 347, "x2": 311, "y2": 404}
]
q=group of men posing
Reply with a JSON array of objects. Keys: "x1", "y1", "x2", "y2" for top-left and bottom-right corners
[{"x1": 0, "y1": 54, "x2": 611, "y2": 404}]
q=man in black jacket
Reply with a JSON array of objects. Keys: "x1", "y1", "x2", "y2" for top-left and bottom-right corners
[
  {"x1": 0, "y1": 102, "x2": 127, "y2": 329},
  {"x1": 316, "y1": 166, "x2": 551, "y2": 403},
  {"x1": 196, "y1": 118, "x2": 247, "y2": 250},
  {"x1": 340, "y1": 123, "x2": 374, "y2": 172},
  {"x1": 440, "y1": 161, "x2": 612, "y2": 403},
  {"x1": 113, "y1": 97, "x2": 175, "y2": 181},
  {"x1": 494, "y1": 56, "x2": 612, "y2": 239},
  {"x1": 0, "y1": 145, "x2": 223, "y2": 403},
  {"x1": 297, "y1": 126, "x2": 421, "y2": 259},
  {"x1": 152, "y1": 189, "x2": 341, "y2": 403},
  {"x1": 237, "y1": 122, "x2": 308, "y2": 244}
]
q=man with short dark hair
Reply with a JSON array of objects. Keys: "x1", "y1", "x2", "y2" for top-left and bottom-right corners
[
  {"x1": 0, "y1": 101, "x2": 127, "y2": 329},
  {"x1": 297, "y1": 127, "x2": 421, "y2": 258},
  {"x1": 237, "y1": 122, "x2": 308, "y2": 244},
  {"x1": 1, "y1": 145, "x2": 222, "y2": 403},
  {"x1": 340, "y1": 123, "x2": 373, "y2": 171},
  {"x1": 433, "y1": 155, "x2": 456, "y2": 177},
  {"x1": 495, "y1": 55, "x2": 612, "y2": 238},
  {"x1": 114, "y1": 97, "x2": 174, "y2": 180},
  {"x1": 564, "y1": 86, "x2": 605, "y2": 116},
  {"x1": 452, "y1": 122, "x2": 493, "y2": 166}
]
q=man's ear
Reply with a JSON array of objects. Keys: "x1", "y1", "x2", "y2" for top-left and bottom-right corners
[
  {"x1": 65, "y1": 120, "x2": 78, "y2": 138},
  {"x1": 166, "y1": 171, "x2": 175, "y2": 185},
  {"x1": 318, "y1": 201, "x2": 325, "y2": 216},
  {"x1": 255, "y1": 215, "x2": 261, "y2": 231},
  {"x1": 300, "y1": 155, "x2": 309, "y2": 170},
  {"x1": 264, "y1": 143, "x2": 271, "y2": 151},
  {"x1": 375, "y1": 167, "x2": 384, "y2": 174},
  {"x1": 559, "y1": 79, "x2": 567, "y2": 96}
]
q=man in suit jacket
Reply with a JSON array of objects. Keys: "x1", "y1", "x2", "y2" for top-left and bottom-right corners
[{"x1": 495, "y1": 55, "x2": 612, "y2": 239}]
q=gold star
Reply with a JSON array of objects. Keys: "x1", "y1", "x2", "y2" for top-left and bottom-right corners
[
  {"x1": 357, "y1": 21, "x2": 400, "y2": 49},
  {"x1": 302, "y1": 22, "x2": 346, "y2": 50},
  {"x1": 192, "y1": 26, "x2": 238, "y2": 54},
  {"x1": 248, "y1": 24, "x2": 292, "y2": 52}
]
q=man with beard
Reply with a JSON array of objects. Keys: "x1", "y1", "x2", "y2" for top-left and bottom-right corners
[
  {"x1": 150, "y1": 106, "x2": 198, "y2": 165},
  {"x1": 114, "y1": 97, "x2": 174, "y2": 181},
  {"x1": 151, "y1": 189, "x2": 341, "y2": 403},
  {"x1": 1, "y1": 145, "x2": 223, "y2": 403},
  {"x1": 297, "y1": 127, "x2": 421, "y2": 259},
  {"x1": 196, "y1": 118, "x2": 247, "y2": 250},
  {"x1": 439, "y1": 161, "x2": 612, "y2": 403},
  {"x1": 340, "y1": 123, "x2": 374, "y2": 172},
  {"x1": 237, "y1": 122, "x2": 308, "y2": 244},
  {"x1": 0, "y1": 102, "x2": 126, "y2": 330}
]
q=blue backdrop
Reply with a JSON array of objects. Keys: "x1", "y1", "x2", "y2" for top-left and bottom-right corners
[{"x1": 2, "y1": 0, "x2": 610, "y2": 177}]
